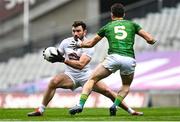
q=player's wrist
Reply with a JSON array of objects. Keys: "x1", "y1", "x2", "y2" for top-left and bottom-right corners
[
  {"x1": 148, "y1": 39, "x2": 157, "y2": 44},
  {"x1": 58, "y1": 56, "x2": 65, "y2": 62},
  {"x1": 152, "y1": 40, "x2": 157, "y2": 45},
  {"x1": 152, "y1": 39, "x2": 157, "y2": 44},
  {"x1": 61, "y1": 57, "x2": 65, "y2": 62},
  {"x1": 77, "y1": 40, "x2": 82, "y2": 48},
  {"x1": 79, "y1": 41, "x2": 83, "y2": 47}
]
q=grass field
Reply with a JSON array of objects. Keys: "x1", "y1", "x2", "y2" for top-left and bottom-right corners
[{"x1": 0, "y1": 107, "x2": 180, "y2": 121}]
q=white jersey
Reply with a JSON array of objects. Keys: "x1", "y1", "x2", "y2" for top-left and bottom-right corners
[{"x1": 58, "y1": 37, "x2": 94, "y2": 88}]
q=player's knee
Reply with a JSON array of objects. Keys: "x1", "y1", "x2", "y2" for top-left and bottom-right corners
[
  {"x1": 90, "y1": 77, "x2": 100, "y2": 83},
  {"x1": 48, "y1": 77, "x2": 59, "y2": 89}
]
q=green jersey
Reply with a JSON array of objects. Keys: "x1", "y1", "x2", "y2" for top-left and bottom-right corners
[{"x1": 97, "y1": 19, "x2": 142, "y2": 58}]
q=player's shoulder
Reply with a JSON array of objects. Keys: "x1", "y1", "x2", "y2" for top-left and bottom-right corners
[
  {"x1": 60, "y1": 37, "x2": 73, "y2": 45},
  {"x1": 123, "y1": 19, "x2": 141, "y2": 28},
  {"x1": 58, "y1": 37, "x2": 73, "y2": 49},
  {"x1": 126, "y1": 19, "x2": 139, "y2": 25},
  {"x1": 121, "y1": 19, "x2": 134, "y2": 24},
  {"x1": 104, "y1": 21, "x2": 113, "y2": 27},
  {"x1": 107, "y1": 19, "x2": 135, "y2": 26},
  {"x1": 61, "y1": 37, "x2": 73, "y2": 43}
]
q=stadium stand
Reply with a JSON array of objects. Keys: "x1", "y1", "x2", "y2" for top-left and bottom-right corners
[
  {"x1": 0, "y1": 48, "x2": 65, "y2": 90},
  {"x1": 134, "y1": 3, "x2": 180, "y2": 51}
]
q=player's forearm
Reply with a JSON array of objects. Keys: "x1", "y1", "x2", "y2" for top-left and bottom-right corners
[
  {"x1": 64, "y1": 60, "x2": 85, "y2": 70},
  {"x1": 143, "y1": 35, "x2": 156, "y2": 44},
  {"x1": 80, "y1": 35, "x2": 101, "y2": 48},
  {"x1": 80, "y1": 39, "x2": 95, "y2": 48},
  {"x1": 144, "y1": 33, "x2": 156, "y2": 44},
  {"x1": 138, "y1": 29, "x2": 157, "y2": 45}
]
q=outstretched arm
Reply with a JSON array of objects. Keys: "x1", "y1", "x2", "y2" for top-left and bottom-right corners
[
  {"x1": 80, "y1": 34, "x2": 102, "y2": 48},
  {"x1": 138, "y1": 29, "x2": 157, "y2": 45}
]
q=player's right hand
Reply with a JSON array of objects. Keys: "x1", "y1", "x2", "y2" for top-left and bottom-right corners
[{"x1": 48, "y1": 50, "x2": 65, "y2": 63}]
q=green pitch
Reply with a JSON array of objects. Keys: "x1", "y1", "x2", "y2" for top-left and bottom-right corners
[{"x1": 0, "y1": 107, "x2": 180, "y2": 121}]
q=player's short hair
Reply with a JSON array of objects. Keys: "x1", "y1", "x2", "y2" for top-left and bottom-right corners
[
  {"x1": 111, "y1": 3, "x2": 125, "y2": 17},
  {"x1": 72, "y1": 21, "x2": 87, "y2": 30}
]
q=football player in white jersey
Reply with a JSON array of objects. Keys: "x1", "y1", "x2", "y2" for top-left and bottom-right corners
[{"x1": 27, "y1": 21, "x2": 142, "y2": 116}]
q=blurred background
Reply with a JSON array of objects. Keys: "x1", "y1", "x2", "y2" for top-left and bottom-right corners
[{"x1": 0, "y1": 0, "x2": 180, "y2": 108}]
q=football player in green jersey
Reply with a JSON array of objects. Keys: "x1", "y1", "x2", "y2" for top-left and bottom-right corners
[{"x1": 69, "y1": 3, "x2": 156, "y2": 116}]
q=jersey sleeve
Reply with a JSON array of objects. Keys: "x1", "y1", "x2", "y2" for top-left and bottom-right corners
[
  {"x1": 97, "y1": 25, "x2": 106, "y2": 37},
  {"x1": 133, "y1": 22, "x2": 142, "y2": 34}
]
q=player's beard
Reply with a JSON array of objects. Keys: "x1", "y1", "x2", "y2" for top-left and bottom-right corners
[{"x1": 74, "y1": 35, "x2": 84, "y2": 41}]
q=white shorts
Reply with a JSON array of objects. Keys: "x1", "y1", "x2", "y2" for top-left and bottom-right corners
[
  {"x1": 64, "y1": 70, "x2": 92, "y2": 90},
  {"x1": 102, "y1": 54, "x2": 136, "y2": 75}
]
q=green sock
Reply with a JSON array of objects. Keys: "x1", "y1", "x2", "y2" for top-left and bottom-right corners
[
  {"x1": 114, "y1": 95, "x2": 123, "y2": 106},
  {"x1": 79, "y1": 94, "x2": 88, "y2": 107}
]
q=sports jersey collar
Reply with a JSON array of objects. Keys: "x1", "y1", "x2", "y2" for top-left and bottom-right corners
[{"x1": 112, "y1": 17, "x2": 124, "y2": 21}]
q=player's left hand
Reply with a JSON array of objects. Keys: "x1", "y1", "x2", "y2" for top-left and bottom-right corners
[{"x1": 48, "y1": 50, "x2": 65, "y2": 63}]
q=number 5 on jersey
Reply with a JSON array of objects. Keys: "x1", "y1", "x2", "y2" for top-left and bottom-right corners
[{"x1": 114, "y1": 26, "x2": 127, "y2": 40}]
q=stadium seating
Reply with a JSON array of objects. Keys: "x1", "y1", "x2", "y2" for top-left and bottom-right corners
[
  {"x1": 133, "y1": 3, "x2": 180, "y2": 51},
  {"x1": 0, "y1": 48, "x2": 65, "y2": 90}
]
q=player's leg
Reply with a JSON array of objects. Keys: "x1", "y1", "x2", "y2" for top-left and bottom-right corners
[
  {"x1": 79, "y1": 64, "x2": 111, "y2": 107},
  {"x1": 69, "y1": 64, "x2": 111, "y2": 115},
  {"x1": 110, "y1": 73, "x2": 135, "y2": 116},
  {"x1": 27, "y1": 73, "x2": 74, "y2": 116},
  {"x1": 118, "y1": 73, "x2": 134, "y2": 101},
  {"x1": 93, "y1": 80, "x2": 143, "y2": 115},
  {"x1": 42, "y1": 73, "x2": 74, "y2": 106},
  {"x1": 108, "y1": 55, "x2": 143, "y2": 116},
  {"x1": 119, "y1": 73, "x2": 144, "y2": 116}
]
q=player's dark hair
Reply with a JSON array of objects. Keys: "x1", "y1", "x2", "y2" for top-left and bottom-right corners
[
  {"x1": 72, "y1": 21, "x2": 87, "y2": 30},
  {"x1": 111, "y1": 3, "x2": 125, "y2": 17}
]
